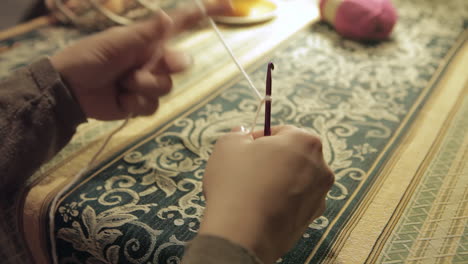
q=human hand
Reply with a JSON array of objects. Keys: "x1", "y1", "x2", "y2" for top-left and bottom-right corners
[
  {"x1": 199, "y1": 125, "x2": 335, "y2": 263},
  {"x1": 50, "y1": 0, "x2": 232, "y2": 120}
]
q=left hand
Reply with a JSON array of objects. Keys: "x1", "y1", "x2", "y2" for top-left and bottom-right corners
[{"x1": 51, "y1": 0, "x2": 232, "y2": 120}]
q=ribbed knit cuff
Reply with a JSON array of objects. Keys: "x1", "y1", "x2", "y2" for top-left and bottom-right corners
[
  {"x1": 29, "y1": 57, "x2": 87, "y2": 129},
  {"x1": 183, "y1": 234, "x2": 262, "y2": 264}
]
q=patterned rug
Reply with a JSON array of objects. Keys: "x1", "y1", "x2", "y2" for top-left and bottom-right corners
[
  {"x1": 0, "y1": 0, "x2": 466, "y2": 263},
  {"x1": 371, "y1": 87, "x2": 468, "y2": 264}
]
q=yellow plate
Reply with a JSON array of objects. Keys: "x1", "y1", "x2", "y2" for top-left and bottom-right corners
[{"x1": 213, "y1": 0, "x2": 278, "y2": 25}]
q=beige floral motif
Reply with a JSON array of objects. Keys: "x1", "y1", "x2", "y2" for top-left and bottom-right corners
[
  {"x1": 157, "y1": 178, "x2": 204, "y2": 220},
  {"x1": 353, "y1": 143, "x2": 378, "y2": 161},
  {"x1": 57, "y1": 175, "x2": 161, "y2": 263},
  {"x1": 150, "y1": 235, "x2": 187, "y2": 263},
  {"x1": 58, "y1": 202, "x2": 80, "y2": 223},
  {"x1": 57, "y1": 206, "x2": 136, "y2": 264},
  {"x1": 159, "y1": 109, "x2": 255, "y2": 160},
  {"x1": 309, "y1": 216, "x2": 330, "y2": 231}
]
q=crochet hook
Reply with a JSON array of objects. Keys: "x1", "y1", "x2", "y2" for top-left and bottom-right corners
[{"x1": 264, "y1": 62, "x2": 274, "y2": 136}]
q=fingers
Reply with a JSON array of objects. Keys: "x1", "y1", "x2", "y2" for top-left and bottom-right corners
[
  {"x1": 204, "y1": 0, "x2": 234, "y2": 15},
  {"x1": 250, "y1": 125, "x2": 333, "y2": 189},
  {"x1": 119, "y1": 93, "x2": 160, "y2": 116},
  {"x1": 115, "y1": 0, "x2": 232, "y2": 117},
  {"x1": 131, "y1": 0, "x2": 232, "y2": 43},
  {"x1": 251, "y1": 125, "x2": 302, "y2": 139},
  {"x1": 122, "y1": 70, "x2": 173, "y2": 98},
  {"x1": 309, "y1": 200, "x2": 326, "y2": 223},
  {"x1": 231, "y1": 126, "x2": 250, "y2": 133},
  {"x1": 216, "y1": 126, "x2": 254, "y2": 146},
  {"x1": 252, "y1": 125, "x2": 324, "y2": 154},
  {"x1": 321, "y1": 166, "x2": 336, "y2": 190},
  {"x1": 132, "y1": 9, "x2": 174, "y2": 43},
  {"x1": 118, "y1": 69, "x2": 173, "y2": 116},
  {"x1": 170, "y1": 0, "x2": 233, "y2": 33},
  {"x1": 128, "y1": 0, "x2": 232, "y2": 77},
  {"x1": 149, "y1": 49, "x2": 193, "y2": 74}
]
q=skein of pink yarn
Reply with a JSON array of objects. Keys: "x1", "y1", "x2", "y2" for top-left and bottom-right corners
[{"x1": 319, "y1": 0, "x2": 398, "y2": 41}]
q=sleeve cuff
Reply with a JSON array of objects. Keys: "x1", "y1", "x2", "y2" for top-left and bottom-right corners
[
  {"x1": 28, "y1": 57, "x2": 87, "y2": 129},
  {"x1": 183, "y1": 234, "x2": 262, "y2": 264}
]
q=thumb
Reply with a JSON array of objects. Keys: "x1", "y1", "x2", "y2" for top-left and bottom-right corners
[
  {"x1": 131, "y1": 10, "x2": 174, "y2": 43},
  {"x1": 119, "y1": 93, "x2": 159, "y2": 117},
  {"x1": 232, "y1": 126, "x2": 254, "y2": 141},
  {"x1": 216, "y1": 126, "x2": 253, "y2": 145}
]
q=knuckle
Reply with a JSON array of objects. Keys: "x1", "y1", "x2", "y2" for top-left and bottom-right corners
[
  {"x1": 154, "y1": 11, "x2": 174, "y2": 37},
  {"x1": 148, "y1": 76, "x2": 172, "y2": 99},
  {"x1": 161, "y1": 76, "x2": 173, "y2": 93},
  {"x1": 107, "y1": 26, "x2": 126, "y2": 35},
  {"x1": 321, "y1": 168, "x2": 335, "y2": 189},
  {"x1": 303, "y1": 134, "x2": 322, "y2": 152},
  {"x1": 216, "y1": 131, "x2": 248, "y2": 147},
  {"x1": 282, "y1": 125, "x2": 297, "y2": 131},
  {"x1": 288, "y1": 127, "x2": 322, "y2": 149},
  {"x1": 310, "y1": 203, "x2": 326, "y2": 222},
  {"x1": 216, "y1": 133, "x2": 234, "y2": 144},
  {"x1": 160, "y1": 12, "x2": 174, "y2": 28},
  {"x1": 318, "y1": 204, "x2": 326, "y2": 216},
  {"x1": 141, "y1": 101, "x2": 159, "y2": 116}
]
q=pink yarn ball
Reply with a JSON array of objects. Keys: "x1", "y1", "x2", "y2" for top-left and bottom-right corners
[{"x1": 320, "y1": 0, "x2": 398, "y2": 41}]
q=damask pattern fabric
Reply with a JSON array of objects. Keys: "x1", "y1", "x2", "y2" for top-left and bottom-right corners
[{"x1": 46, "y1": 0, "x2": 468, "y2": 263}]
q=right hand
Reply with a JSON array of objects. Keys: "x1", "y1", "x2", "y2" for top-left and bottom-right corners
[
  {"x1": 51, "y1": 0, "x2": 232, "y2": 120},
  {"x1": 199, "y1": 125, "x2": 335, "y2": 263}
]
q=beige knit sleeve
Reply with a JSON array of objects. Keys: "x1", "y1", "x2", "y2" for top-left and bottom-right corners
[{"x1": 182, "y1": 235, "x2": 262, "y2": 264}]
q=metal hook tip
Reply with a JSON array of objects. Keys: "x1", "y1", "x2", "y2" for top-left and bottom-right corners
[{"x1": 268, "y1": 62, "x2": 274, "y2": 70}]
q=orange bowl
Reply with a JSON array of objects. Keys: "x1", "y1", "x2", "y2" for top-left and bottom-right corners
[
  {"x1": 214, "y1": 0, "x2": 278, "y2": 24},
  {"x1": 229, "y1": 0, "x2": 277, "y2": 17}
]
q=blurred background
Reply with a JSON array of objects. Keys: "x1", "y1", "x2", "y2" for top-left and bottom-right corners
[{"x1": 0, "y1": 0, "x2": 47, "y2": 30}]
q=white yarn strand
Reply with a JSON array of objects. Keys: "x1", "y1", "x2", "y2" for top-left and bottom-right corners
[
  {"x1": 193, "y1": 0, "x2": 267, "y2": 133},
  {"x1": 250, "y1": 98, "x2": 265, "y2": 133},
  {"x1": 207, "y1": 19, "x2": 263, "y2": 100},
  {"x1": 49, "y1": 117, "x2": 131, "y2": 264},
  {"x1": 194, "y1": 0, "x2": 263, "y2": 100}
]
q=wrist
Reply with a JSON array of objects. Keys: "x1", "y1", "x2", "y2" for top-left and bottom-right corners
[
  {"x1": 199, "y1": 205, "x2": 276, "y2": 263},
  {"x1": 49, "y1": 55, "x2": 87, "y2": 117},
  {"x1": 30, "y1": 57, "x2": 87, "y2": 126}
]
